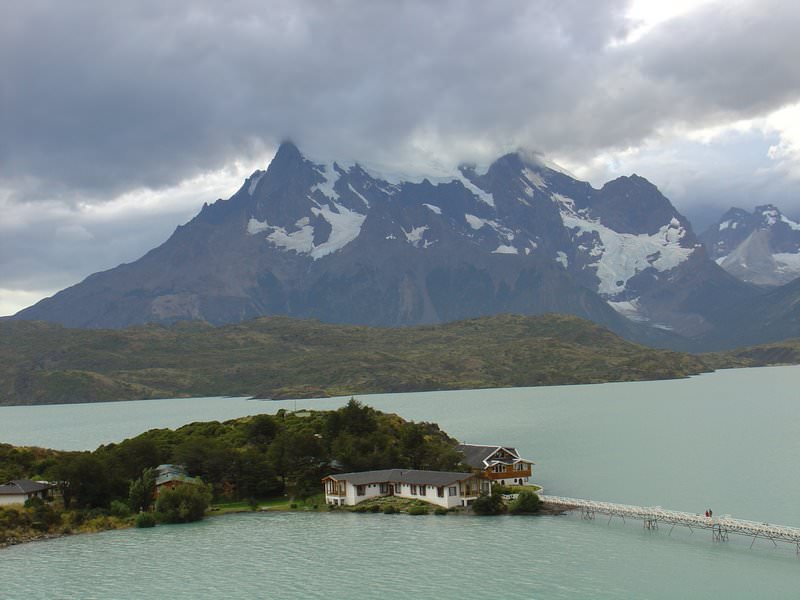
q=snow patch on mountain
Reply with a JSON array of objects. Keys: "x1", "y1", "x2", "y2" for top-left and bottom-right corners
[
  {"x1": 492, "y1": 245, "x2": 518, "y2": 254},
  {"x1": 607, "y1": 298, "x2": 648, "y2": 322},
  {"x1": 423, "y1": 203, "x2": 442, "y2": 215},
  {"x1": 781, "y1": 215, "x2": 800, "y2": 231},
  {"x1": 347, "y1": 183, "x2": 370, "y2": 208},
  {"x1": 309, "y1": 203, "x2": 367, "y2": 258},
  {"x1": 247, "y1": 218, "x2": 269, "y2": 235},
  {"x1": 522, "y1": 168, "x2": 547, "y2": 190},
  {"x1": 248, "y1": 171, "x2": 265, "y2": 195},
  {"x1": 455, "y1": 172, "x2": 495, "y2": 207},
  {"x1": 403, "y1": 225, "x2": 430, "y2": 248},
  {"x1": 311, "y1": 164, "x2": 341, "y2": 200},
  {"x1": 247, "y1": 202, "x2": 365, "y2": 260},
  {"x1": 555, "y1": 251, "x2": 568, "y2": 268},
  {"x1": 463, "y1": 214, "x2": 515, "y2": 242},
  {"x1": 555, "y1": 193, "x2": 693, "y2": 296},
  {"x1": 247, "y1": 217, "x2": 314, "y2": 253},
  {"x1": 773, "y1": 253, "x2": 800, "y2": 275}
]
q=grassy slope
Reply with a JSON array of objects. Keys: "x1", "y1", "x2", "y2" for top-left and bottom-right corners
[
  {"x1": 1, "y1": 314, "x2": 711, "y2": 405},
  {"x1": 703, "y1": 338, "x2": 800, "y2": 370}
]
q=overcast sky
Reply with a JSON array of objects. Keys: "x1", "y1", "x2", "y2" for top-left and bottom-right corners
[{"x1": 2, "y1": 0, "x2": 800, "y2": 316}]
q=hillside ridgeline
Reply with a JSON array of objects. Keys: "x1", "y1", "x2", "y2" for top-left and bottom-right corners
[{"x1": 0, "y1": 314, "x2": 711, "y2": 406}]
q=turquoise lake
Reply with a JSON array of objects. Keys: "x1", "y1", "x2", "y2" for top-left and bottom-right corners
[{"x1": 1, "y1": 366, "x2": 799, "y2": 598}]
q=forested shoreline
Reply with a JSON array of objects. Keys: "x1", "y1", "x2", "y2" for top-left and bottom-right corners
[{"x1": 1, "y1": 400, "x2": 464, "y2": 546}]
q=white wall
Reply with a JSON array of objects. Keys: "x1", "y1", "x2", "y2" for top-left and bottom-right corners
[{"x1": 0, "y1": 494, "x2": 28, "y2": 506}]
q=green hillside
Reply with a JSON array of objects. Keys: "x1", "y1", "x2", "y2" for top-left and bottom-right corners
[
  {"x1": 703, "y1": 338, "x2": 800, "y2": 369},
  {"x1": 1, "y1": 314, "x2": 712, "y2": 406}
]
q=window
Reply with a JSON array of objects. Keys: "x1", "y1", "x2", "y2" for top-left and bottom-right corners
[
  {"x1": 410, "y1": 485, "x2": 417, "y2": 495},
  {"x1": 437, "y1": 487, "x2": 445, "y2": 498},
  {"x1": 379, "y1": 483, "x2": 388, "y2": 494},
  {"x1": 515, "y1": 463, "x2": 528, "y2": 471},
  {"x1": 356, "y1": 485, "x2": 365, "y2": 496},
  {"x1": 419, "y1": 485, "x2": 426, "y2": 496},
  {"x1": 492, "y1": 464, "x2": 505, "y2": 473},
  {"x1": 449, "y1": 486, "x2": 458, "y2": 496}
]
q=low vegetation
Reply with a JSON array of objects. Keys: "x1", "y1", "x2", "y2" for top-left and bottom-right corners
[{"x1": 0, "y1": 314, "x2": 712, "y2": 405}]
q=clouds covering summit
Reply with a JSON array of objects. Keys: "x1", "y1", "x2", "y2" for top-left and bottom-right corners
[{"x1": 2, "y1": 0, "x2": 800, "y2": 314}]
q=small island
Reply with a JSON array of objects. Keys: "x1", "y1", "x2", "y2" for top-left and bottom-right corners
[{"x1": 0, "y1": 400, "x2": 545, "y2": 547}]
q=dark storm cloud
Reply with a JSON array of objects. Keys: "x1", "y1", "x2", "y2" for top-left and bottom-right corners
[
  {"x1": 3, "y1": 0, "x2": 799, "y2": 199},
  {"x1": 2, "y1": 0, "x2": 800, "y2": 313},
  {"x1": 1, "y1": 0, "x2": 629, "y2": 200}
]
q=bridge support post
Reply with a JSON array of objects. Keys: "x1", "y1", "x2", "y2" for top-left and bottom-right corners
[{"x1": 712, "y1": 524, "x2": 728, "y2": 542}]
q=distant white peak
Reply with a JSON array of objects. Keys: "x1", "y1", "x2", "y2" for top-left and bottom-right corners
[{"x1": 247, "y1": 170, "x2": 265, "y2": 196}]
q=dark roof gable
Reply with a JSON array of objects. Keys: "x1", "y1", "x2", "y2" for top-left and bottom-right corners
[
  {"x1": 0, "y1": 479, "x2": 55, "y2": 495},
  {"x1": 324, "y1": 469, "x2": 477, "y2": 487}
]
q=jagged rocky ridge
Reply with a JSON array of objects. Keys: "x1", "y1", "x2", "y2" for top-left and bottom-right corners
[
  {"x1": 15, "y1": 142, "x2": 760, "y2": 349},
  {"x1": 700, "y1": 204, "x2": 800, "y2": 286}
]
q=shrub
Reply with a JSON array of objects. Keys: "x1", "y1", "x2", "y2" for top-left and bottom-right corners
[
  {"x1": 109, "y1": 500, "x2": 131, "y2": 518},
  {"x1": 471, "y1": 492, "x2": 506, "y2": 516},
  {"x1": 289, "y1": 503, "x2": 298, "y2": 509},
  {"x1": 353, "y1": 505, "x2": 369, "y2": 513},
  {"x1": 383, "y1": 505, "x2": 398, "y2": 514},
  {"x1": 155, "y1": 483, "x2": 212, "y2": 524},
  {"x1": 407, "y1": 505, "x2": 429, "y2": 515},
  {"x1": 135, "y1": 512, "x2": 157, "y2": 528},
  {"x1": 491, "y1": 483, "x2": 512, "y2": 495},
  {"x1": 369, "y1": 504, "x2": 381, "y2": 513},
  {"x1": 434, "y1": 507, "x2": 448, "y2": 516},
  {"x1": 509, "y1": 491, "x2": 541, "y2": 515}
]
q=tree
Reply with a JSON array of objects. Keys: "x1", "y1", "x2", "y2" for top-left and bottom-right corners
[
  {"x1": 247, "y1": 415, "x2": 278, "y2": 447},
  {"x1": 155, "y1": 483, "x2": 212, "y2": 523},
  {"x1": 54, "y1": 453, "x2": 117, "y2": 509},
  {"x1": 472, "y1": 491, "x2": 506, "y2": 516},
  {"x1": 128, "y1": 467, "x2": 156, "y2": 513},
  {"x1": 509, "y1": 491, "x2": 541, "y2": 514}
]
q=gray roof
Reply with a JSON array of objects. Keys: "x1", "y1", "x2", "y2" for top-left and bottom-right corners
[
  {"x1": 0, "y1": 479, "x2": 55, "y2": 495},
  {"x1": 324, "y1": 469, "x2": 477, "y2": 486},
  {"x1": 457, "y1": 444, "x2": 532, "y2": 468}
]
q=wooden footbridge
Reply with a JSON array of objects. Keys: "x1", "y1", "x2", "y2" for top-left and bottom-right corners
[{"x1": 540, "y1": 495, "x2": 800, "y2": 553}]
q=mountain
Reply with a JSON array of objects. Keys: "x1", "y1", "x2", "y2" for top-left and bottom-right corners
[
  {"x1": 700, "y1": 205, "x2": 800, "y2": 286},
  {"x1": 13, "y1": 142, "x2": 757, "y2": 348},
  {"x1": 0, "y1": 314, "x2": 711, "y2": 406}
]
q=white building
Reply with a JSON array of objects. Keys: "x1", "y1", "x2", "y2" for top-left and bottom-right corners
[
  {"x1": 0, "y1": 480, "x2": 56, "y2": 506},
  {"x1": 322, "y1": 469, "x2": 491, "y2": 508}
]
